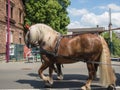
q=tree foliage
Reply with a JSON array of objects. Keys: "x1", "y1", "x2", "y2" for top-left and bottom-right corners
[
  {"x1": 102, "y1": 32, "x2": 120, "y2": 57},
  {"x1": 23, "y1": 0, "x2": 70, "y2": 34}
]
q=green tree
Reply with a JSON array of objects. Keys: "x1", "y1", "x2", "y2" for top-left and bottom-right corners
[
  {"x1": 102, "y1": 32, "x2": 120, "y2": 57},
  {"x1": 112, "y1": 33, "x2": 120, "y2": 57},
  {"x1": 24, "y1": 0, "x2": 70, "y2": 34}
]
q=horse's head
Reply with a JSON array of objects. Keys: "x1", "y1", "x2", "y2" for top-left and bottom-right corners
[
  {"x1": 24, "y1": 25, "x2": 38, "y2": 48},
  {"x1": 24, "y1": 23, "x2": 60, "y2": 49}
]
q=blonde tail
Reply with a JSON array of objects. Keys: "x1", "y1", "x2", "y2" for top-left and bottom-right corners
[{"x1": 99, "y1": 36, "x2": 116, "y2": 87}]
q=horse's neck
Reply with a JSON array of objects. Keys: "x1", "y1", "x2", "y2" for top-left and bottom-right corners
[{"x1": 42, "y1": 31, "x2": 59, "y2": 50}]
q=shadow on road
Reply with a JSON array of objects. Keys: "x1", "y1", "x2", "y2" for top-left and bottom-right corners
[
  {"x1": 16, "y1": 73, "x2": 104, "y2": 89},
  {"x1": 16, "y1": 79, "x2": 44, "y2": 88}
]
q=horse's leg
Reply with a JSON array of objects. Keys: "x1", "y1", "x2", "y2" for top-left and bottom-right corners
[
  {"x1": 52, "y1": 64, "x2": 57, "y2": 73},
  {"x1": 56, "y1": 64, "x2": 63, "y2": 80},
  {"x1": 38, "y1": 62, "x2": 49, "y2": 82},
  {"x1": 43, "y1": 64, "x2": 54, "y2": 87},
  {"x1": 48, "y1": 64, "x2": 54, "y2": 85},
  {"x1": 81, "y1": 63, "x2": 95, "y2": 90},
  {"x1": 38, "y1": 62, "x2": 55, "y2": 87},
  {"x1": 94, "y1": 63, "x2": 99, "y2": 79}
]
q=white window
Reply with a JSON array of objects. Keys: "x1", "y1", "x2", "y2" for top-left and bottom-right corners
[
  {"x1": 6, "y1": 28, "x2": 12, "y2": 43},
  {"x1": 10, "y1": 31, "x2": 13, "y2": 43}
]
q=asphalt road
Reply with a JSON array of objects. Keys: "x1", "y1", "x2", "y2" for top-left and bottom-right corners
[{"x1": 0, "y1": 60, "x2": 120, "y2": 89}]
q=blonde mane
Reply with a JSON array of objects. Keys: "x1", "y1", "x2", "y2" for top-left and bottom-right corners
[{"x1": 29, "y1": 23, "x2": 60, "y2": 47}]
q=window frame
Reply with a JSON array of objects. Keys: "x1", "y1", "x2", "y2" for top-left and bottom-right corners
[{"x1": 6, "y1": 0, "x2": 15, "y2": 19}]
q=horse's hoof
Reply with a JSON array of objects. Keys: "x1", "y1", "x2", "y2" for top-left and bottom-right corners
[
  {"x1": 107, "y1": 84, "x2": 116, "y2": 90},
  {"x1": 57, "y1": 75, "x2": 63, "y2": 80},
  {"x1": 44, "y1": 82, "x2": 52, "y2": 88},
  {"x1": 44, "y1": 78, "x2": 53, "y2": 88},
  {"x1": 81, "y1": 85, "x2": 91, "y2": 90},
  {"x1": 49, "y1": 79, "x2": 53, "y2": 85}
]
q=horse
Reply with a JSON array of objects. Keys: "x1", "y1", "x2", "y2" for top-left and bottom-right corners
[{"x1": 25, "y1": 23, "x2": 116, "y2": 90}]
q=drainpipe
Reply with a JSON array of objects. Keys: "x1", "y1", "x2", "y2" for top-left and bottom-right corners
[{"x1": 6, "y1": 0, "x2": 10, "y2": 62}]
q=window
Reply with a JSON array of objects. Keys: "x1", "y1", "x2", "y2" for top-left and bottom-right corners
[
  {"x1": 19, "y1": 9, "x2": 23, "y2": 23},
  {"x1": 6, "y1": 1, "x2": 16, "y2": 24},
  {"x1": 6, "y1": 1, "x2": 15, "y2": 18},
  {"x1": 6, "y1": 28, "x2": 12, "y2": 43},
  {"x1": 10, "y1": 5, "x2": 13, "y2": 18},
  {"x1": 19, "y1": 33, "x2": 22, "y2": 44},
  {"x1": 10, "y1": 31, "x2": 13, "y2": 43},
  {"x1": 19, "y1": 33, "x2": 22, "y2": 39}
]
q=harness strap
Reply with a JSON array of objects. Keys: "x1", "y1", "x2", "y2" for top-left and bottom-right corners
[
  {"x1": 54, "y1": 35, "x2": 62, "y2": 55},
  {"x1": 39, "y1": 47, "x2": 84, "y2": 61}
]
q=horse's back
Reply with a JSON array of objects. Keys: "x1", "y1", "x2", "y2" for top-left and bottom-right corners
[
  {"x1": 78, "y1": 34, "x2": 102, "y2": 52},
  {"x1": 58, "y1": 33, "x2": 102, "y2": 61}
]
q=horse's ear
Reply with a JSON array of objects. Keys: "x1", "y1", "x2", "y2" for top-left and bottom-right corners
[{"x1": 25, "y1": 24, "x2": 30, "y2": 30}]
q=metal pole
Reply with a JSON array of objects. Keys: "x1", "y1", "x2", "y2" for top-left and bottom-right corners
[
  {"x1": 6, "y1": 0, "x2": 10, "y2": 62},
  {"x1": 108, "y1": 8, "x2": 113, "y2": 55},
  {"x1": 109, "y1": 8, "x2": 112, "y2": 42}
]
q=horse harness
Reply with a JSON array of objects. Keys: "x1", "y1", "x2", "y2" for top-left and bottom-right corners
[
  {"x1": 38, "y1": 33, "x2": 120, "y2": 66},
  {"x1": 39, "y1": 34, "x2": 86, "y2": 62}
]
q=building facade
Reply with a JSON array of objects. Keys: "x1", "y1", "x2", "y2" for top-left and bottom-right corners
[
  {"x1": 67, "y1": 26, "x2": 105, "y2": 35},
  {"x1": 0, "y1": 0, "x2": 25, "y2": 60}
]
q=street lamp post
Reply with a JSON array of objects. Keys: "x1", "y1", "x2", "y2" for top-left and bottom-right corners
[
  {"x1": 6, "y1": 0, "x2": 10, "y2": 62},
  {"x1": 108, "y1": 8, "x2": 113, "y2": 55},
  {"x1": 109, "y1": 8, "x2": 112, "y2": 42}
]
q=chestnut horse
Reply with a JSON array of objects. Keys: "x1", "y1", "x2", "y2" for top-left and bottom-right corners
[{"x1": 25, "y1": 23, "x2": 116, "y2": 90}]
